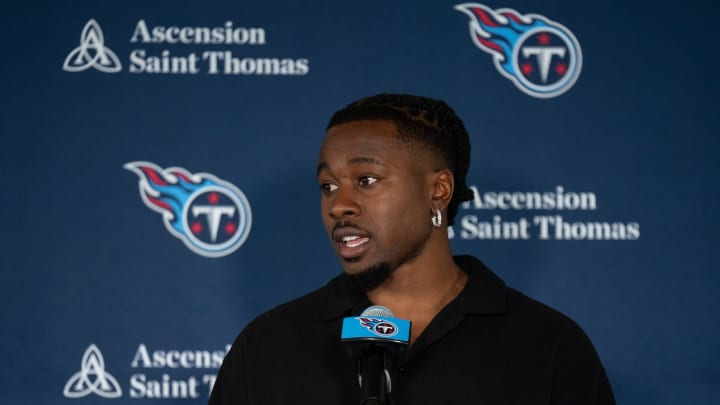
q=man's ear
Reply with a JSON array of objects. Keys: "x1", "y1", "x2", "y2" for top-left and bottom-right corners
[{"x1": 431, "y1": 170, "x2": 454, "y2": 211}]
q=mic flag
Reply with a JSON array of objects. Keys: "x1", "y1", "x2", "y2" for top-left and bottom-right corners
[{"x1": 340, "y1": 314, "x2": 411, "y2": 345}]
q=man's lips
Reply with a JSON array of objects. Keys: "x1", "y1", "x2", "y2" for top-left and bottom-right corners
[
  {"x1": 336, "y1": 235, "x2": 371, "y2": 260},
  {"x1": 332, "y1": 225, "x2": 372, "y2": 259},
  {"x1": 341, "y1": 235, "x2": 370, "y2": 248}
]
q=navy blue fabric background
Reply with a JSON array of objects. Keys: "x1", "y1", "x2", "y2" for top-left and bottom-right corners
[{"x1": 1, "y1": 0, "x2": 718, "y2": 403}]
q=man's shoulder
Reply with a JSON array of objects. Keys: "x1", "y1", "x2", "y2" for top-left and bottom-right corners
[
  {"x1": 505, "y1": 287, "x2": 590, "y2": 338},
  {"x1": 459, "y1": 254, "x2": 595, "y2": 344},
  {"x1": 238, "y1": 274, "x2": 347, "y2": 337},
  {"x1": 250, "y1": 285, "x2": 327, "y2": 327}
]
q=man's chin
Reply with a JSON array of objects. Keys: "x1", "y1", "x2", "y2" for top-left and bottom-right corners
[{"x1": 341, "y1": 261, "x2": 392, "y2": 295}]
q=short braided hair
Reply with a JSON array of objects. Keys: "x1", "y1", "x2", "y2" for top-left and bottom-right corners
[{"x1": 326, "y1": 93, "x2": 474, "y2": 225}]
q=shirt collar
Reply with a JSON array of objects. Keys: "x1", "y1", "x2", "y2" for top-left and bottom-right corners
[
  {"x1": 313, "y1": 254, "x2": 507, "y2": 320},
  {"x1": 453, "y1": 255, "x2": 507, "y2": 315}
]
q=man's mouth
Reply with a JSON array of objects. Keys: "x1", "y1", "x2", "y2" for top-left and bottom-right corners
[
  {"x1": 332, "y1": 226, "x2": 372, "y2": 260},
  {"x1": 337, "y1": 235, "x2": 371, "y2": 259},
  {"x1": 342, "y1": 235, "x2": 370, "y2": 248}
]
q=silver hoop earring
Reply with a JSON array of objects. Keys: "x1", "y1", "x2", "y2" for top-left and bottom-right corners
[{"x1": 431, "y1": 208, "x2": 442, "y2": 228}]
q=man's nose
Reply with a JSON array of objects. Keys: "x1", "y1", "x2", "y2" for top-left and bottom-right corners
[{"x1": 328, "y1": 186, "x2": 360, "y2": 219}]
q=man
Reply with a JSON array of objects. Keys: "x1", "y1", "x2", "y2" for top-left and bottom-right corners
[{"x1": 209, "y1": 94, "x2": 615, "y2": 404}]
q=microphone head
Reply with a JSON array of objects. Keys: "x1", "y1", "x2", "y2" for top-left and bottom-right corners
[{"x1": 360, "y1": 305, "x2": 393, "y2": 318}]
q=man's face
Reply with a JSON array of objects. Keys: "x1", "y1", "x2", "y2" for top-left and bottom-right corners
[{"x1": 317, "y1": 120, "x2": 435, "y2": 281}]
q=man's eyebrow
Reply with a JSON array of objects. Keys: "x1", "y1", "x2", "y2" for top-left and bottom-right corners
[
  {"x1": 316, "y1": 157, "x2": 383, "y2": 177},
  {"x1": 349, "y1": 156, "x2": 382, "y2": 165}
]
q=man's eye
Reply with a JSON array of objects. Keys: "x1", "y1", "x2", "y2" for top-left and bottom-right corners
[
  {"x1": 320, "y1": 183, "x2": 338, "y2": 192},
  {"x1": 358, "y1": 176, "x2": 378, "y2": 187}
]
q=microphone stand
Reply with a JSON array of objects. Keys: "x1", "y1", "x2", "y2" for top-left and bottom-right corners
[{"x1": 359, "y1": 345, "x2": 389, "y2": 405}]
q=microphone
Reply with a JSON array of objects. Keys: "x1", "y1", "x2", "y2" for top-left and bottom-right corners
[{"x1": 341, "y1": 306, "x2": 412, "y2": 405}]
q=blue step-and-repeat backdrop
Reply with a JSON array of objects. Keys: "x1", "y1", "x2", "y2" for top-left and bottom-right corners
[{"x1": 1, "y1": 0, "x2": 718, "y2": 403}]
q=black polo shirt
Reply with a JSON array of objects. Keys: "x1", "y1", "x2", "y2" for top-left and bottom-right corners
[{"x1": 209, "y1": 255, "x2": 615, "y2": 404}]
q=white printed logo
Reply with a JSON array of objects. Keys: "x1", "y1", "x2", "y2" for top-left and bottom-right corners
[
  {"x1": 63, "y1": 344, "x2": 123, "y2": 398},
  {"x1": 63, "y1": 19, "x2": 122, "y2": 73}
]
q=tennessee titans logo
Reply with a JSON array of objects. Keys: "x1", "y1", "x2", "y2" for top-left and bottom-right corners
[
  {"x1": 359, "y1": 318, "x2": 398, "y2": 337},
  {"x1": 125, "y1": 161, "x2": 252, "y2": 258},
  {"x1": 455, "y1": 3, "x2": 582, "y2": 98}
]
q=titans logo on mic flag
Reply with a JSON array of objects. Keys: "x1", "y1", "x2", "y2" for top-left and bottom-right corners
[
  {"x1": 455, "y1": 3, "x2": 582, "y2": 98},
  {"x1": 360, "y1": 318, "x2": 399, "y2": 337},
  {"x1": 125, "y1": 162, "x2": 252, "y2": 258}
]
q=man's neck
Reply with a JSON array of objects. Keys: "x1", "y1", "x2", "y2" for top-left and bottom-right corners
[{"x1": 365, "y1": 242, "x2": 467, "y2": 344}]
